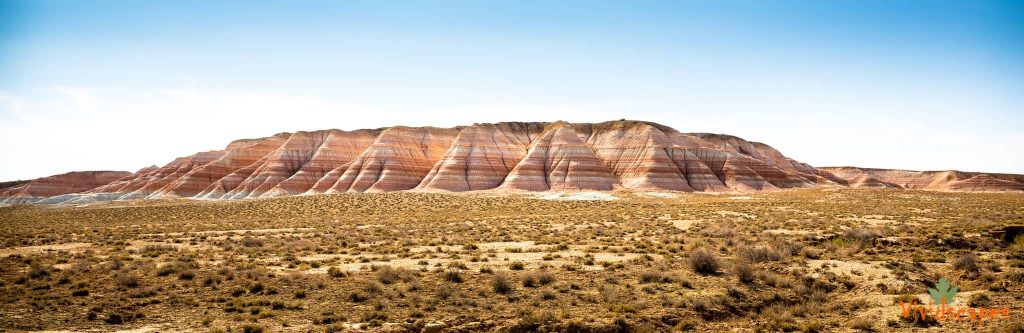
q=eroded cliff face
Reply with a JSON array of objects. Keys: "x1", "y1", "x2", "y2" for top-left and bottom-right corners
[
  {"x1": 0, "y1": 171, "x2": 131, "y2": 204},
  {"x1": 4, "y1": 120, "x2": 1019, "y2": 205},
  {"x1": 418, "y1": 122, "x2": 544, "y2": 191},
  {"x1": 817, "y1": 167, "x2": 1024, "y2": 191}
]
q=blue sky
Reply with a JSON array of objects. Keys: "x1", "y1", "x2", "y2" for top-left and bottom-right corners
[{"x1": 1, "y1": 0, "x2": 1022, "y2": 180}]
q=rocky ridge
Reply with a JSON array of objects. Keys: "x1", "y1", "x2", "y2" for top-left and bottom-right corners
[
  {"x1": 817, "y1": 167, "x2": 1024, "y2": 191},
  {"x1": 2, "y1": 120, "x2": 1021, "y2": 205},
  {"x1": 0, "y1": 171, "x2": 132, "y2": 204}
]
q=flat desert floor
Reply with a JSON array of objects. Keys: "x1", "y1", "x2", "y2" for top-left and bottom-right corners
[{"x1": 1, "y1": 189, "x2": 1022, "y2": 332}]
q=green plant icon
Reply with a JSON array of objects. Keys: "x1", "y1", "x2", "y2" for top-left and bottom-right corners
[{"x1": 928, "y1": 277, "x2": 958, "y2": 305}]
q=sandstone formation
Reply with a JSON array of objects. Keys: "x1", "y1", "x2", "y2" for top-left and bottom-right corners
[
  {"x1": 818, "y1": 167, "x2": 1024, "y2": 191},
  {"x1": 500, "y1": 122, "x2": 618, "y2": 191},
  {"x1": 3, "y1": 120, "x2": 1021, "y2": 205},
  {"x1": 0, "y1": 171, "x2": 131, "y2": 205},
  {"x1": 418, "y1": 123, "x2": 543, "y2": 191}
]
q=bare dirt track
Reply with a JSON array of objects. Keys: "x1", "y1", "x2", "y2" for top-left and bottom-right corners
[{"x1": 1, "y1": 189, "x2": 1022, "y2": 332}]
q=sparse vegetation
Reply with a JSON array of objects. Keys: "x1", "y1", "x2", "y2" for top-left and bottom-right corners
[
  {"x1": 0, "y1": 189, "x2": 1020, "y2": 331},
  {"x1": 689, "y1": 248, "x2": 719, "y2": 275}
]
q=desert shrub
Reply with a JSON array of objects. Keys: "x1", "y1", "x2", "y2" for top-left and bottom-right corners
[
  {"x1": 178, "y1": 270, "x2": 195, "y2": 280},
  {"x1": 363, "y1": 280, "x2": 382, "y2": 294},
  {"x1": 638, "y1": 270, "x2": 673, "y2": 283},
  {"x1": 968, "y1": 293, "x2": 992, "y2": 307},
  {"x1": 375, "y1": 265, "x2": 416, "y2": 284},
  {"x1": 900, "y1": 308, "x2": 939, "y2": 327},
  {"x1": 327, "y1": 266, "x2": 346, "y2": 278},
  {"x1": 734, "y1": 261, "x2": 754, "y2": 284},
  {"x1": 893, "y1": 294, "x2": 919, "y2": 305},
  {"x1": 139, "y1": 244, "x2": 177, "y2": 257},
  {"x1": 348, "y1": 291, "x2": 368, "y2": 303},
  {"x1": 540, "y1": 289, "x2": 557, "y2": 300},
  {"x1": 493, "y1": 273, "x2": 514, "y2": 294},
  {"x1": 737, "y1": 246, "x2": 783, "y2": 263},
  {"x1": 952, "y1": 253, "x2": 980, "y2": 273},
  {"x1": 241, "y1": 324, "x2": 265, "y2": 333},
  {"x1": 772, "y1": 239, "x2": 804, "y2": 257},
  {"x1": 241, "y1": 237, "x2": 263, "y2": 248},
  {"x1": 758, "y1": 304, "x2": 798, "y2": 332},
  {"x1": 436, "y1": 283, "x2": 455, "y2": 300},
  {"x1": 801, "y1": 320, "x2": 824, "y2": 333},
  {"x1": 522, "y1": 271, "x2": 554, "y2": 288},
  {"x1": 28, "y1": 262, "x2": 50, "y2": 279},
  {"x1": 294, "y1": 289, "x2": 306, "y2": 299},
  {"x1": 689, "y1": 248, "x2": 719, "y2": 275},
  {"x1": 849, "y1": 318, "x2": 874, "y2": 331},
  {"x1": 247, "y1": 283, "x2": 266, "y2": 295},
  {"x1": 114, "y1": 273, "x2": 140, "y2": 288},
  {"x1": 105, "y1": 313, "x2": 123, "y2": 324},
  {"x1": 843, "y1": 229, "x2": 878, "y2": 246},
  {"x1": 509, "y1": 262, "x2": 525, "y2": 270},
  {"x1": 442, "y1": 270, "x2": 463, "y2": 283}
]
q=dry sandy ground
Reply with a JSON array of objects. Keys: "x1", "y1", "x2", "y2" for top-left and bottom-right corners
[{"x1": 0, "y1": 189, "x2": 1022, "y2": 332}]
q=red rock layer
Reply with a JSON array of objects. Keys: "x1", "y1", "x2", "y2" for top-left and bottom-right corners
[
  {"x1": 500, "y1": 122, "x2": 617, "y2": 191},
  {"x1": 0, "y1": 171, "x2": 131, "y2": 204},
  {"x1": 818, "y1": 167, "x2": 1024, "y2": 191},
  {"x1": 221, "y1": 131, "x2": 334, "y2": 199},
  {"x1": 581, "y1": 121, "x2": 695, "y2": 191},
  {"x1": 9, "y1": 120, "x2": 1021, "y2": 205},
  {"x1": 576, "y1": 121, "x2": 830, "y2": 192},
  {"x1": 418, "y1": 122, "x2": 545, "y2": 191},
  {"x1": 163, "y1": 134, "x2": 289, "y2": 198},
  {"x1": 271, "y1": 129, "x2": 382, "y2": 196},
  {"x1": 325, "y1": 127, "x2": 459, "y2": 193}
]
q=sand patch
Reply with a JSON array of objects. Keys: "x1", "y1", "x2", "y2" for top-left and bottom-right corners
[
  {"x1": 841, "y1": 215, "x2": 898, "y2": 225},
  {"x1": 36, "y1": 324, "x2": 161, "y2": 333},
  {"x1": 638, "y1": 192, "x2": 678, "y2": 199},
  {"x1": 535, "y1": 192, "x2": 617, "y2": 201},
  {"x1": 297, "y1": 250, "x2": 655, "y2": 273},
  {"x1": 764, "y1": 229, "x2": 813, "y2": 235},
  {"x1": 477, "y1": 241, "x2": 536, "y2": 251},
  {"x1": 715, "y1": 210, "x2": 756, "y2": 219},
  {"x1": 0, "y1": 243, "x2": 92, "y2": 257},
  {"x1": 298, "y1": 253, "x2": 355, "y2": 262},
  {"x1": 128, "y1": 241, "x2": 208, "y2": 251},
  {"x1": 806, "y1": 259, "x2": 894, "y2": 289},
  {"x1": 669, "y1": 220, "x2": 700, "y2": 231},
  {"x1": 142, "y1": 227, "x2": 315, "y2": 237},
  {"x1": 410, "y1": 245, "x2": 465, "y2": 253}
]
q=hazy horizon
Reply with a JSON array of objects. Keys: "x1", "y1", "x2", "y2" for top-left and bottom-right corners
[{"x1": 2, "y1": 0, "x2": 1023, "y2": 180}]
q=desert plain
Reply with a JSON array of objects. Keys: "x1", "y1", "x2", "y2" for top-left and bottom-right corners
[{"x1": 1, "y1": 189, "x2": 1022, "y2": 332}]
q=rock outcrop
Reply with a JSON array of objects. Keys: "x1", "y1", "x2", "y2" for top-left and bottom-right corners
[
  {"x1": 418, "y1": 123, "x2": 543, "y2": 191},
  {"x1": 3, "y1": 120, "x2": 1020, "y2": 205},
  {"x1": 818, "y1": 167, "x2": 1024, "y2": 191},
  {"x1": 0, "y1": 171, "x2": 131, "y2": 204}
]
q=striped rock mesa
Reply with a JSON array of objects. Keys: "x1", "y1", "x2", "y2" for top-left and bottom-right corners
[
  {"x1": 0, "y1": 171, "x2": 132, "y2": 205},
  {"x1": 2, "y1": 120, "x2": 1021, "y2": 205}
]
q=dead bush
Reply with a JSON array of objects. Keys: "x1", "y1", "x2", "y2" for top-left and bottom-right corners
[{"x1": 689, "y1": 248, "x2": 719, "y2": 275}]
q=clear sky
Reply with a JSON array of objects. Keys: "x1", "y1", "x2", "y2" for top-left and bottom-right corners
[{"x1": 1, "y1": 0, "x2": 1022, "y2": 180}]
